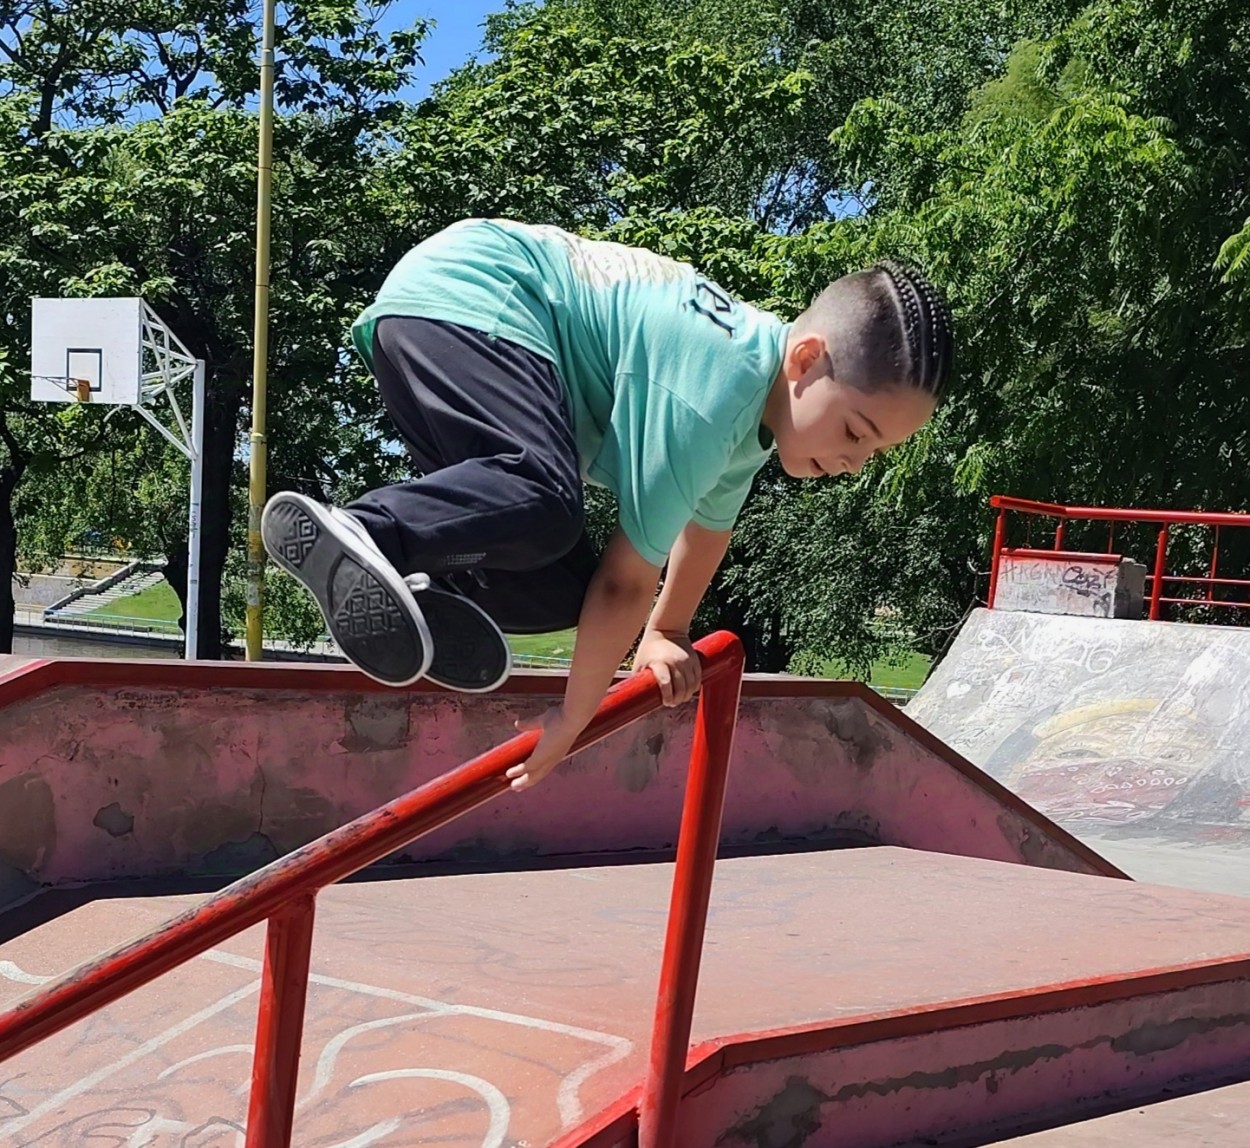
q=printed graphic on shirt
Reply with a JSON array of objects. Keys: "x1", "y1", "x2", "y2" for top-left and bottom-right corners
[
  {"x1": 529, "y1": 225, "x2": 689, "y2": 288},
  {"x1": 686, "y1": 279, "x2": 738, "y2": 337}
]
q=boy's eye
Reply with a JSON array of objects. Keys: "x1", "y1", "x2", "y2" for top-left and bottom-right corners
[{"x1": 845, "y1": 425, "x2": 861, "y2": 444}]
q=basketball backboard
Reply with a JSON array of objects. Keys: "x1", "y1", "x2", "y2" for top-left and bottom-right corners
[
  {"x1": 27, "y1": 295, "x2": 207, "y2": 659},
  {"x1": 31, "y1": 297, "x2": 144, "y2": 404}
]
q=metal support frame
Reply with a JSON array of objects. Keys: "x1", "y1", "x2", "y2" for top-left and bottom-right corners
[
  {"x1": 127, "y1": 303, "x2": 206, "y2": 659},
  {"x1": 0, "y1": 633, "x2": 747, "y2": 1145},
  {"x1": 988, "y1": 495, "x2": 1250, "y2": 619}
]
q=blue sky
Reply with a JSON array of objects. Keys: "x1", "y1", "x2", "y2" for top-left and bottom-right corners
[{"x1": 381, "y1": 0, "x2": 505, "y2": 100}]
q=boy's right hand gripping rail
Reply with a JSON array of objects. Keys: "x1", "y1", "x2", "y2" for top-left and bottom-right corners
[{"x1": 0, "y1": 630, "x2": 746, "y2": 1148}]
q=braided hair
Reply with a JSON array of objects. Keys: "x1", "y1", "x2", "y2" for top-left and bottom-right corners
[
  {"x1": 872, "y1": 260, "x2": 955, "y2": 400},
  {"x1": 794, "y1": 260, "x2": 956, "y2": 402}
]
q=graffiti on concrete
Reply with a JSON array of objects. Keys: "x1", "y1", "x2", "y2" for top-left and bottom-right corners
[
  {"x1": 909, "y1": 610, "x2": 1250, "y2": 836},
  {"x1": 994, "y1": 555, "x2": 1144, "y2": 619},
  {"x1": 0, "y1": 945, "x2": 632, "y2": 1148}
]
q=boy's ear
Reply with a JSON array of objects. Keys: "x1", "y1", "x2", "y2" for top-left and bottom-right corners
[{"x1": 784, "y1": 332, "x2": 826, "y2": 380}]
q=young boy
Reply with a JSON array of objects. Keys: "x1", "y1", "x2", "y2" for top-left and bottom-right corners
[{"x1": 263, "y1": 218, "x2": 954, "y2": 791}]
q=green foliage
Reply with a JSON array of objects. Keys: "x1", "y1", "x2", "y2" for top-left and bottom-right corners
[
  {"x1": 0, "y1": 2, "x2": 427, "y2": 652},
  {"x1": 1217, "y1": 220, "x2": 1250, "y2": 284},
  {"x1": 395, "y1": 15, "x2": 816, "y2": 231},
  {"x1": 965, "y1": 42, "x2": 1062, "y2": 127},
  {"x1": 3, "y1": 0, "x2": 1249, "y2": 673}
]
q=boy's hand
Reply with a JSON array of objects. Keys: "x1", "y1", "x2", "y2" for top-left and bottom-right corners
[
  {"x1": 507, "y1": 704, "x2": 589, "y2": 791},
  {"x1": 633, "y1": 629, "x2": 701, "y2": 706}
]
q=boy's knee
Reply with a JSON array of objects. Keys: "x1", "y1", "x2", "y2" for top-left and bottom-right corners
[{"x1": 535, "y1": 485, "x2": 584, "y2": 563}]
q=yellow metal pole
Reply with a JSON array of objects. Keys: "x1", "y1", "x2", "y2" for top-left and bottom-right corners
[{"x1": 246, "y1": 0, "x2": 278, "y2": 661}]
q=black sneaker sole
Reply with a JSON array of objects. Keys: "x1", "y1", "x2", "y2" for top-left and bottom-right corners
[
  {"x1": 261, "y1": 493, "x2": 432, "y2": 687},
  {"x1": 420, "y1": 586, "x2": 512, "y2": 693}
]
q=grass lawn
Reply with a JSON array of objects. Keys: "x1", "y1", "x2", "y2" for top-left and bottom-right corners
[
  {"x1": 84, "y1": 587, "x2": 933, "y2": 694},
  {"x1": 822, "y1": 650, "x2": 932, "y2": 693},
  {"x1": 88, "y1": 581, "x2": 182, "y2": 628},
  {"x1": 503, "y1": 629, "x2": 932, "y2": 693},
  {"x1": 508, "y1": 628, "x2": 577, "y2": 660}
]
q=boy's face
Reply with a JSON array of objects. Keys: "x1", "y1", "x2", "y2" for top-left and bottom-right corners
[{"x1": 764, "y1": 332, "x2": 936, "y2": 478}]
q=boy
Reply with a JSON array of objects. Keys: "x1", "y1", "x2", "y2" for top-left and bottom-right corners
[{"x1": 263, "y1": 219, "x2": 954, "y2": 790}]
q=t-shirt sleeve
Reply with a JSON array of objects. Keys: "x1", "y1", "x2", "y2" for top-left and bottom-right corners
[
  {"x1": 591, "y1": 373, "x2": 727, "y2": 567},
  {"x1": 691, "y1": 453, "x2": 759, "y2": 530}
]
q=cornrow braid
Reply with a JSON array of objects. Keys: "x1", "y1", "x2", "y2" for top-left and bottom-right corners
[{"x1": 874, "y1": 260, "x2": 955, "y2": 400}]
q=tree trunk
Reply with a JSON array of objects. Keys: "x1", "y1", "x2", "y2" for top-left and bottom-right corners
[
  {"x1": 162, "y1": 540, "x2": 189, "y2": 640},
  {"x1": 200, "y1": 379, "x2": 246, "y2": 659},
  {"x1": 0, "y1": 467, "x2": 20, "y2": 655},
  {"x1": 707, "y1": 591, "x2": 794, "y2": 673}
]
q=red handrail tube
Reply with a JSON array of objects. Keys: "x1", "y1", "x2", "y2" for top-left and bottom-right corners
[
  {"x1": 1149, "y1": 527, "x2": 1169, "y2": 620},
  {"x1": 990, "y1": 495, "x2": 1250, "y2": 528},
  {"x1": 987, "y1": 497, "x2": 1250, "y2": 618},
  {"x1": 987, "y1": 508, "x2": 1007, "y2": 608},
  {"x1": 0, "y1": 631, "x2": 747, "y2": 1148},
  {"x1": 246, "y1": 894, "x2": 316, "y2": 1147},
  {"x1": 639, "y1": 636, "x2": 745, "y2": 1148},
  {"x1": 1000, "y1": 549, "x2": 1124, "y2": 565}
]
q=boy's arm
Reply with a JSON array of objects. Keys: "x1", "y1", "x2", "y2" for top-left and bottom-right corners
[
  {"x1": 507, "y1": 527, "x2": 660, "y2": 791},
  {"x1": 634, "y1": 520, "x2": 733, "y2": 705}
]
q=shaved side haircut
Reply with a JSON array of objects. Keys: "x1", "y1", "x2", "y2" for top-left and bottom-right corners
[{"x1": 794, "y1": 261, "x2": 955, "y2": 400}]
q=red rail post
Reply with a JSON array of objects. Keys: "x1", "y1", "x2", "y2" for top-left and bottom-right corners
[
  {"x1": 638, "y1": 635, "x2": 746, "y2": 1148},
  {"x1": 1149, "y1": 526, "x2": 1169, "y2": 620},
  {"x1": 1053, "y1": 521, "x2": 1065, "y2": 551},
  {"x1": 1208, "y1": 526, "x2": 1221, "y2": 604},
  {"x1": 987, "y1": 507, "x2": 1008, "y2": 608},
  {"x1": 246, "y1": 893, "x2": 317, "y2": 1148}
]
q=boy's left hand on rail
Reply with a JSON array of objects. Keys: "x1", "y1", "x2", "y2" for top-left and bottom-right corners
[{"x1": 633, "y1": 630, "x2": 701, "y2": 707}]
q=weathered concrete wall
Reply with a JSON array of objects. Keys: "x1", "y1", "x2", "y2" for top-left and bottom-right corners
[
  {"x1": 0, "y1": 660, "x2": 1115, "y2": 904},
  {"x1": 909, "y1": 609, "x2": 1250, "y2": 846},
  {"x1": 12, "y1": 574, "x2": 90, "y2": 609},
  {"x1": 678, "y1": 978, "x2": 1250, "y2": 1148},
  {"x1": 995, "y1": 554, "x2": 1145, "y2": 619}
]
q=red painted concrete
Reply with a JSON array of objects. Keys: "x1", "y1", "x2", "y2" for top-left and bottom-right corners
[
  {"x1": 2, "y1": 849, "x2": 1248, "y2": 1147},
  {"x1": 676, "y1": 981, "x2": 1250, "y2": 1147},
  {"x1": 0, "y1": 658, "x2": 1118, "y2": 906}
]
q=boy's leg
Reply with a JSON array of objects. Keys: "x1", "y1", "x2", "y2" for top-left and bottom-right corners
[
  {"x1": 347, "y1": 317, "x2": 586, "y2": 580},
  {"x1": 446, "y1": 529, "x2": 599, "y2": 634},
  {"x1": 265, "y1": 316, "x2": 591, "y2": 690}
]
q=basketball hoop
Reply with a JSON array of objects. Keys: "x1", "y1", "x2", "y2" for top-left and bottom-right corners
[
  {"x1": 29, "y1": 375, "x2": 94, "y2": 402},
  {"x1": 29, "y1": 297, "x2": 207, "y2": 659}
]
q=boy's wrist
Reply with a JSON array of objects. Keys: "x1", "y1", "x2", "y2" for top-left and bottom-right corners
[
  {"x1": 642, "y1": 622, "x2": 691, "y2": 641},
  {"x1": 559, "y1": 690, "x2": 601, "y2": 724}
]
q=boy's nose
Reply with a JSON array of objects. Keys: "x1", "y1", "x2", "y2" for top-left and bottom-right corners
[{"x1": 844, "y1": 448, "x2": 876, "y2": 476}]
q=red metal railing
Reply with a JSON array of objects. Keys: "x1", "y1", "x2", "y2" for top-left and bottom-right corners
[
  {"x1": 989, "y1": 496, "x2": 1250, "y2": 620},
  {"x1": 0, "y1": 631, "x2": 746, "y2": 1148}
]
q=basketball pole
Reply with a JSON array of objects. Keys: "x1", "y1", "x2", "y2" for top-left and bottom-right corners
[
  {"x1": 245, "y1": 0, "x2": 278, "y2": 661},
  {"x1": 186, "y1": 359, "x2": 206, "y2": 660}
]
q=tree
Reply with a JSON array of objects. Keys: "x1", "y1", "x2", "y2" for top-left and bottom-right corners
[
  {"x1": 731, "y1": 0, "x2": 1250, "y2": 666},
  {"x1": 0, "y1": 2, "x2": 426, "y2": 654}
]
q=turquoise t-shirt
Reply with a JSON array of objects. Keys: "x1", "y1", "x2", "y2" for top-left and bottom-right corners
[{"x1": 352, "y1": 219, "x2": 787, "y2": 566}]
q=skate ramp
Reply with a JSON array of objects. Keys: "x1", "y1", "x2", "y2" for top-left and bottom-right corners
[
  {"x1": 0, "y1": 656, "x2": 1119, "y2": 914},
  {"x1": 909, "y1": 609, "x2": 1250, "y2": 894}
]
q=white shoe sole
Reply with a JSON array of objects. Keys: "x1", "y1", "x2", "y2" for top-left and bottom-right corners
[
  {"x1": 261, "y1": 492, "x2": 433, "y2": 687},
  {"x1": 419, "y1": 585, "x2": 513, "y2": 693}
]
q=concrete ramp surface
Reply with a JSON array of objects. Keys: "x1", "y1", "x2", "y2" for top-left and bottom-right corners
[
  {"x1": 908, "y1": 609, "x2": 1250, "y2": 894},
  {"x1": 0, "y1": 658, "x2": 1119, "y2": 914}
]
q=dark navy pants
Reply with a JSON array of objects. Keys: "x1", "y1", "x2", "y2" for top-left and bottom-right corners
[{"x1": 347, "y1": 317, "x2": 599, "y2": 634}]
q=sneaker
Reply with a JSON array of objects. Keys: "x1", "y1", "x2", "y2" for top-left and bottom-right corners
[
  {"x1": 261, "y1": 492, "x2": 432, "y2": 687},
  {"x1": 408, "y1": 573, "x2": 513, "y2": 693}
]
